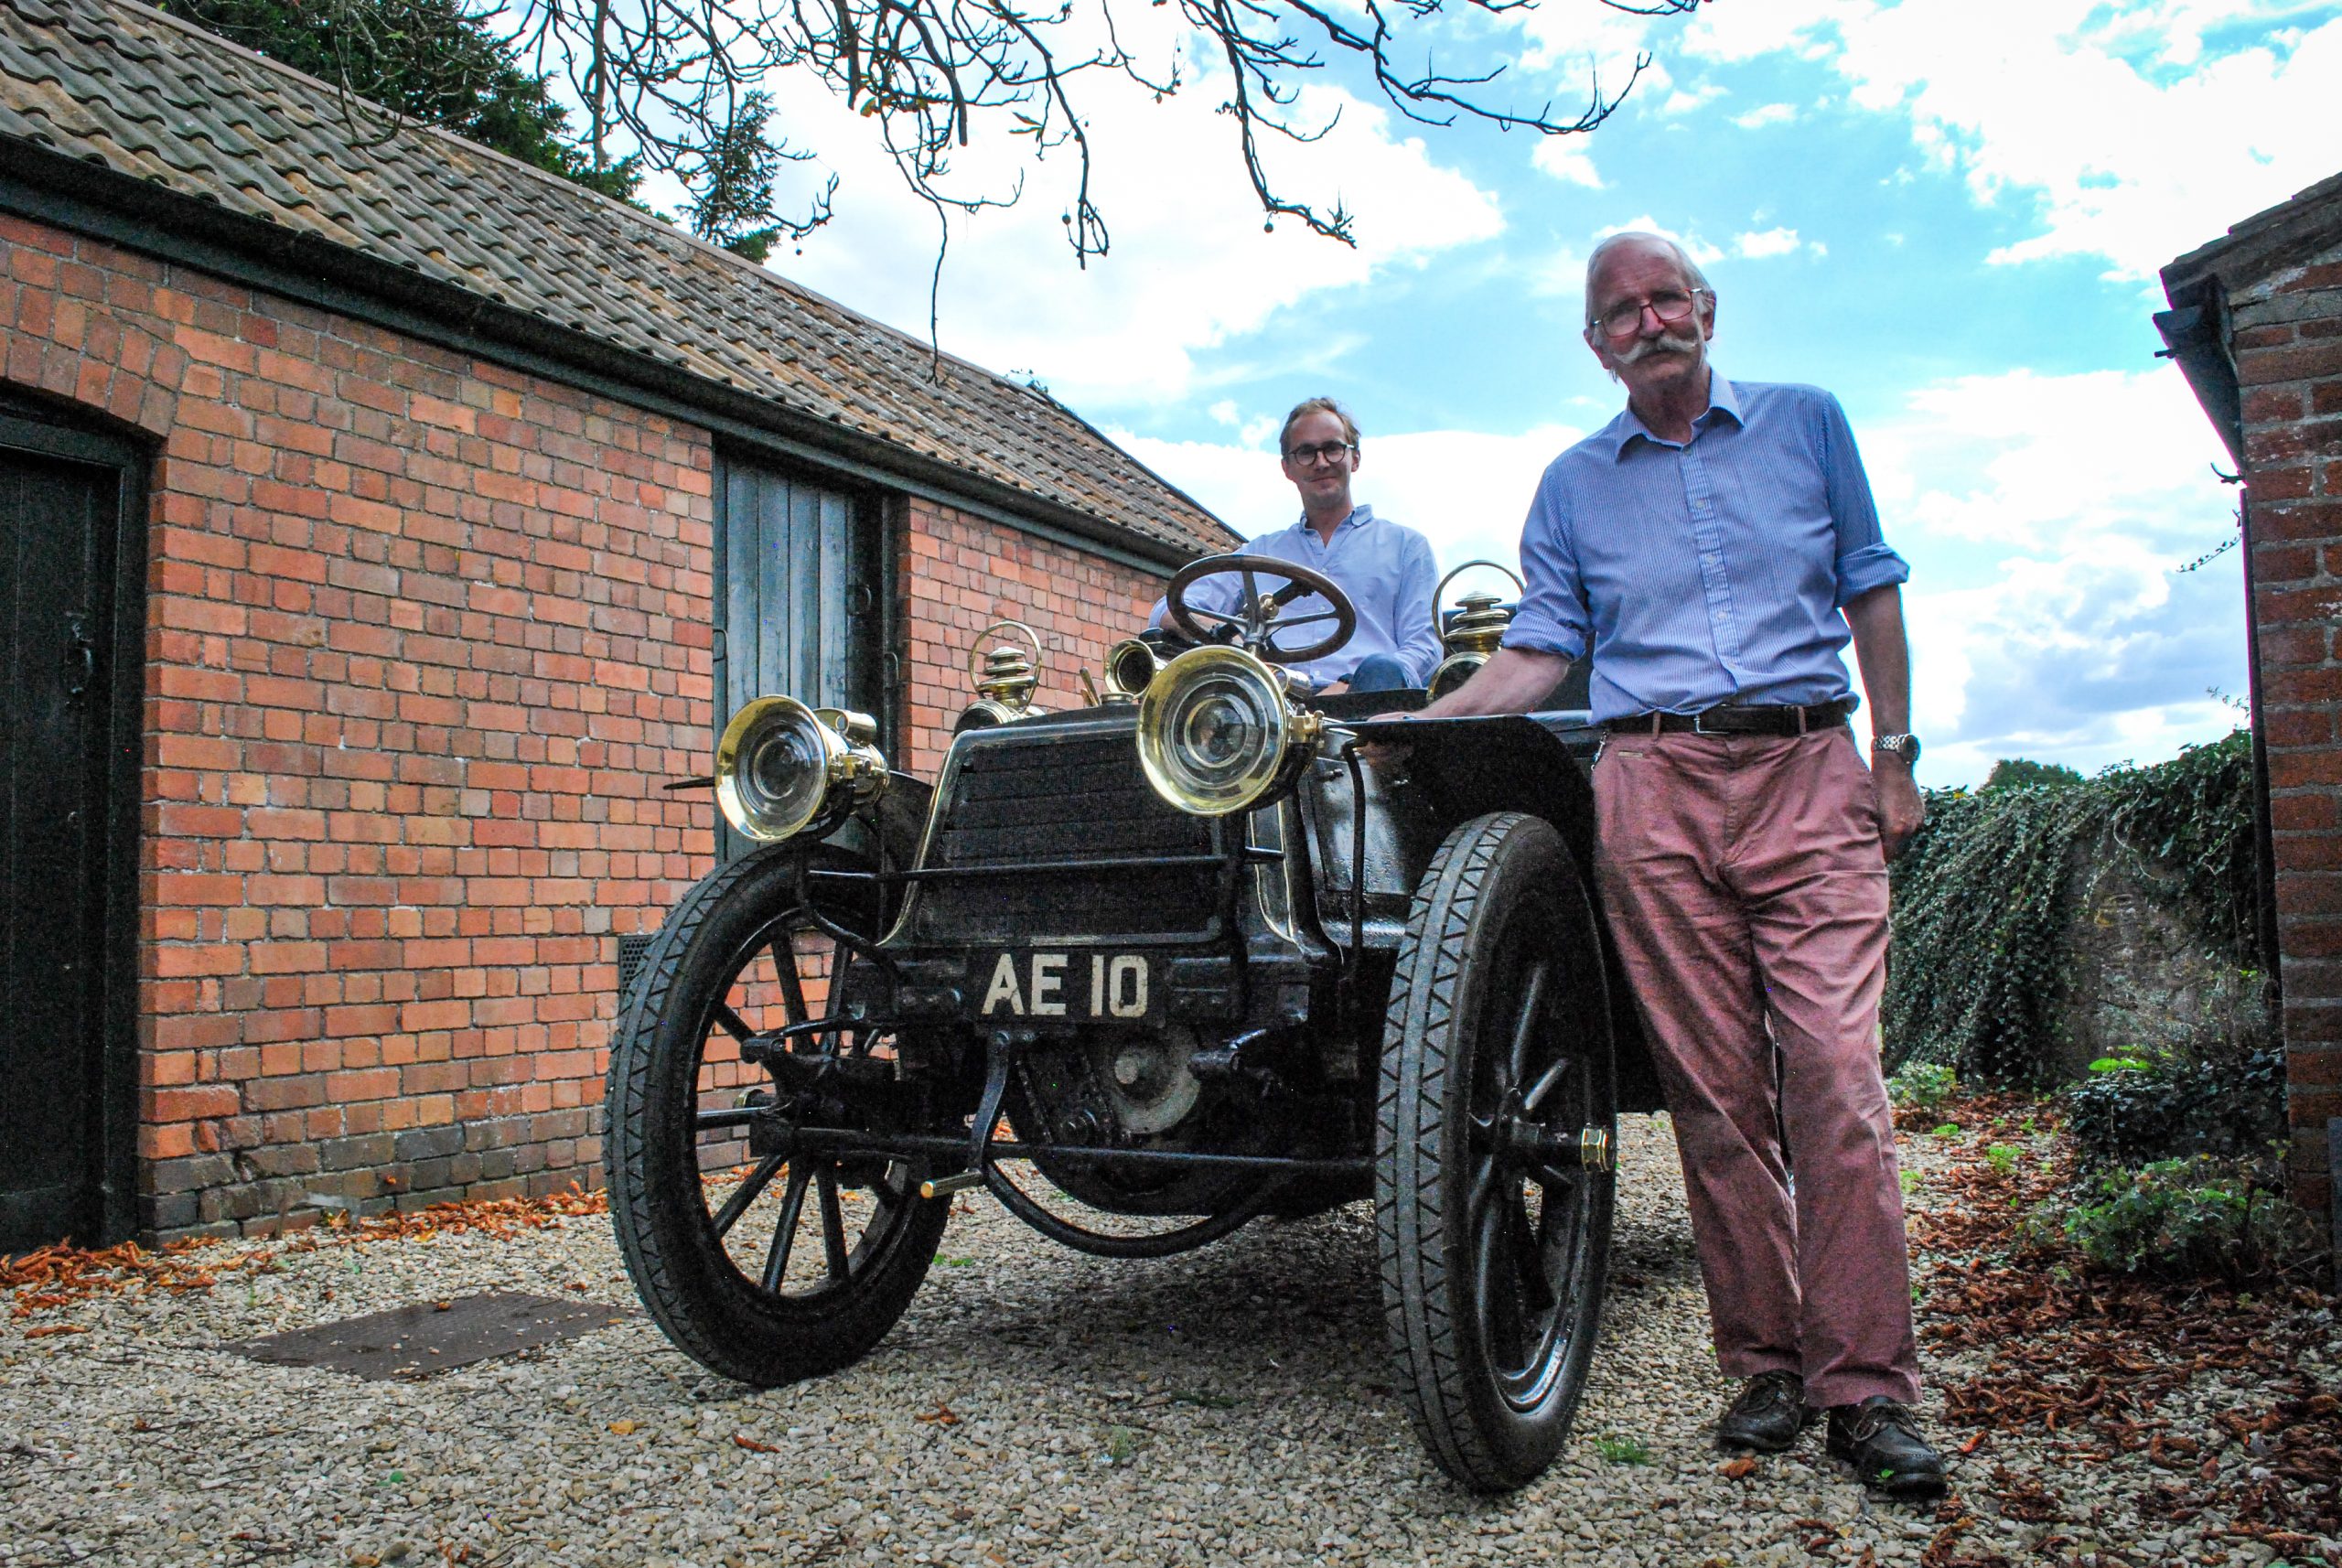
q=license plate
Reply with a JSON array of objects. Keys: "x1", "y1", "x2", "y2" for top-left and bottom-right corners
[{"x1": 972, "y1": 950, "x2": 1156, "y2": 1021}]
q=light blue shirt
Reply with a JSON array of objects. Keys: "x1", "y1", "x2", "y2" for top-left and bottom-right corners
[
  {"x1": 1151, "y1": 505, "x2": 1443, "y2": 690},
  {"x1": 1501, "y1": 376, "x2": 1909, "y2": 723}
]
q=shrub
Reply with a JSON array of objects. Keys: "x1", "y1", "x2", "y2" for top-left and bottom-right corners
[
  {"x1": 1887, "y1": 1062, "x2": 1958, "y2": 1114},
  {"x1": 2061, "y1": 1048, "x2": 2287, "y2": 1170},
  {"x1": 2057, "y1": 968, "x2": 2283, "y2": 1171},
  {"x1": 2028, "y1": 1156, "x2": 2316, "y2": 1283}
]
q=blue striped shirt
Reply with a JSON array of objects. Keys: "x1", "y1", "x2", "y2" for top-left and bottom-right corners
[
  {"x1": 1500, "y1": 376, "x2": 1909, "y2": 723},
  {"x1": 1152, "y1": 505, "x2": 1443, "y2": 689}
]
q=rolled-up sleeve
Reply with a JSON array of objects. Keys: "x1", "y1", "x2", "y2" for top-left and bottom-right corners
[
  {"x1": 1812, "y1": 391, "x2": 1910, "y2": 607},
  {"x1": 1499, "y1": 468, "x2": 1591, "y2": 660}
]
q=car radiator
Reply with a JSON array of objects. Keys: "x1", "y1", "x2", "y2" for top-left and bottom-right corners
[{"x1": 905, "y1": 718, "x2": 1222, "y2": 946}]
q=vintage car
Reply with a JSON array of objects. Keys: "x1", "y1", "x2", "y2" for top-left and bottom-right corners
[{"x1": 605, "y1": 554, "x2": 1660, "y2": 1492}]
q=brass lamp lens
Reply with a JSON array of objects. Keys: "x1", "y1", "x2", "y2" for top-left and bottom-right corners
[
  {"x1": 716, "y1": 696, "x2": 834, "y2": 841},
  {"x1": 1138, "y1": 647, "x2": 1301, "y2": 816}
]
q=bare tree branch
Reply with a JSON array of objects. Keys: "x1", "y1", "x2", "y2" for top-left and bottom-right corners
[{"x1": 484, "y1": 0, "x2": 1692, "y2": 264}]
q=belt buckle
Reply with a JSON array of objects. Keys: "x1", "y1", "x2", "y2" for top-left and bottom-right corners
[{"x1": 1688, "y1": 707, "x2": 1725, "y2": 736}]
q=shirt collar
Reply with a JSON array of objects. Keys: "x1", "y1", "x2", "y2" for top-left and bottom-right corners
[
  {"x1": 1286, "y1": 503, "x2": 1373, "y2": 534},
  {"x1": 1605, "y1": 372, "x2": 1742, "y2": 459}
]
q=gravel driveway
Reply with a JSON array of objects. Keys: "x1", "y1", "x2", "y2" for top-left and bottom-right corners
[{"x1": 3, "y1": 1114, "x2": 2331, "y2": 1568}]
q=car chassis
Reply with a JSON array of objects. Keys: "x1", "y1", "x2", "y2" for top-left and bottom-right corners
[{"x1": 607, "y1": 553, "x2": 1661, "y2": 1492}]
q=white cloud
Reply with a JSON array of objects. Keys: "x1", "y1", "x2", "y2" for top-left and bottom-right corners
[
  {"x1": 1595, "y1": 216, "x2": 1725, "y2": 265},
  {"x1": 1734, "y1": 227, "x2": 1806, "y2": 259},
  {"x1": 761, "y1": 34, "x2": 1504, "y2": 407},
  {"x1": 1106, "y1": 425, "x2": 1585, "y2": 572},
  {"x1": 1208, "y1": 400, "x2": 1241, "y2": 428},
  {"x1": 1733, "y1": 102, "x2": 1799, "y2": 128},
  {"x1": 1531, "y1": 137, "x2": 1606, "y2": 188},
  {"x1": 1657, "y1": 83, "x2": 1728, "y2": 115},
  {"x1": 1858, "y1": 367, "x2": 2249, "y2": 782},
  {"x1": 1671, "y1": 0, "x2": 2342, "y2": 278}
]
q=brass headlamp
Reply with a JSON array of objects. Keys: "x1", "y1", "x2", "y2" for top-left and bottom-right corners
[
  {"x1": 1426, "y1": 561, "x2": 1526, "y2": 702},
  {"x1": 953, "y1": 619, "x2": 1048, "y2": 733},
  {"x1": 714, "y1": 695, "x2": 888, "y2": 843},
  {"x1": 1100, "y1": 638, "x2": 1161, "y2": 703},
  {"x1": 1136, "y1": 645, "x2": 1323, "y2": 817}
]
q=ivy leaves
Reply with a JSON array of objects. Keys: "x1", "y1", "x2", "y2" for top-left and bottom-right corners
[{"x1": 1884, "y1": 732, "x2": 2261, "y2": 1079}]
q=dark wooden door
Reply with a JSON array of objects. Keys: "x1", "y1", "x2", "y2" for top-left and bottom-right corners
[
  {"x1": 0, "y1": 430, "x2": 128, "y2": 1251},
  {"x1": 714, "y1": 458, "x2": 885, "y2": 862}
]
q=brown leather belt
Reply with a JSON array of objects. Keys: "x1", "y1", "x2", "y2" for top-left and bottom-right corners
[{"x1": 1604, "y1": 698, "x2": 1856, "y2": 736}]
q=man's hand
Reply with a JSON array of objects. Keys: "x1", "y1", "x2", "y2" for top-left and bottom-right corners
[
  {"x1": 1356, "y1": 710, "x2": 1414, "y2": 770},
  {"x1": 1316, "y1": 679, "x2": 1349, "y2": 696},
  {"x1": 1872, "y1": 756, "x2": 1925, "y2": 861}
]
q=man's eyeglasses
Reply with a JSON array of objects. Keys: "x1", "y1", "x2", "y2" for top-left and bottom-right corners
[
  {"x1": 1589, "y1": 288, "x2": 1708, "y2": 342},
  {"x1": 1283, "y1": 441, "x2": 1358, "y2": 467}
]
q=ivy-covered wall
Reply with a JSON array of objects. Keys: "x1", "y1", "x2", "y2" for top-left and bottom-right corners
[{"x1": 1885, "y1": 731, "x2": 2262, "y2": 1080}]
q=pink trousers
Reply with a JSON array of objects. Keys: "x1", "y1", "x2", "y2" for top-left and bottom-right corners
[{"x1": 1593, "y1": 725, "x2": 1920, "y2": 1408}]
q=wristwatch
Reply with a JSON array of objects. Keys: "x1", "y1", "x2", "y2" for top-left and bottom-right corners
[{"x1": 1872, "y1": 733, "x2": 1922, "y2": 767}]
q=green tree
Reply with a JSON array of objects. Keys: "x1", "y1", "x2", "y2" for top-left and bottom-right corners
[
  {"x1": 1983, "y1": 757, "x2": 2084, "y2": 791},
  {"x1": 682, "y1": 92, "x2": 799, "y2": 263},
  {"x1": 163, "y1": 0, "x2": 639, "y2": 204}
]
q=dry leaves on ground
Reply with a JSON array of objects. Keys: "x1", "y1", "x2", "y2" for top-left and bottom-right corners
[{"x1": 1907, "y1": 1093, "x2": 2337, "y2": 1565}]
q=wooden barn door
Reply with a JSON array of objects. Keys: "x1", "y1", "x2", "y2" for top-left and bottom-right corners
[
  {"x1": 712, "y1": 457, "x2": 885, "y2": 863},
  {"x1": 0, "y1": 410, "x2": 142, "y2": 1252}
]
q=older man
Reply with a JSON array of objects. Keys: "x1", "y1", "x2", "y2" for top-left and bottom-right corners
[
  {"x1": 1402, "y1": 233, "x2": 1944, "y2": 1498},
  {"x1": 1155, "y1": 397, "x2": 1440, "y2": 694}
]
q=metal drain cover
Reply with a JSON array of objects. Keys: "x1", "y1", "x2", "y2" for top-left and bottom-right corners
[{"x1": 226, "y1": 1292, "x2": 629, "y2": 1380}]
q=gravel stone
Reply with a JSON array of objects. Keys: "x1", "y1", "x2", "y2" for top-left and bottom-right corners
[{"x1": 2, "y1": 1112, "x2": 2329, "y2": 1566}]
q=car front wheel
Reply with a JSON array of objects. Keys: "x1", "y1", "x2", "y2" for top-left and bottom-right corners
[
  {"x1": 607, "y1": 844, "x2": 949, "y2": 1387},
  {"x1": 1376, "y1": 811, "x2": 1617, "y2": 1492}
]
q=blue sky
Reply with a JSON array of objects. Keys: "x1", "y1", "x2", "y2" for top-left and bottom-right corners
[{"x1": 736, "y1": 0, "x2": 2341, "y2": 786}]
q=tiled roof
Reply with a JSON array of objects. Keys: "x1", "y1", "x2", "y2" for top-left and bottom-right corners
[
  {"x1": 0, "y1": 0, "x2": 1234, "y2": 559},
  {"x1": 2163, "y1": 169, "x2": 2342, "y2": 299}
]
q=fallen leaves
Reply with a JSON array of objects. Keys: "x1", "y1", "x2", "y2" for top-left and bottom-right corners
[
  {"x1": 1718, "y1": 1456, "x2": 1756, "y2": 1480},
  {"x1": 732, "y1": 1434, "x2": 779, "y2": 1453},
  {"x1": 914, "y1": 1401, "x2": 961, "y2": 1426},
  {"x1": 607, "y1": 1421, "x2": 639, "y2": 1435},
  {"x1": 4, "y1": 1186, "x2": 611, "y2": 1315},
  {"x1": 1909, "y1": 1091, "x2": 2342, "y2": 1554},
  {"x1": 24, "y1": 1324, "x2": 86, "y2": 1339}
]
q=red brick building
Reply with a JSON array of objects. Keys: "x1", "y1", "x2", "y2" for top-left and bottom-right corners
[
  {"x1": 0, "y1": 0, "x2": 1233, "y2": 1248},
  {"x1": 2159, "y1": 173, "x2": 2342, "y2": 1239}
]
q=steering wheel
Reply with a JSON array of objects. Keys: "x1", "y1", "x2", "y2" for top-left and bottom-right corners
[{"x1": 1164, "y1": 553, "x2": 1358, "y2": 666}]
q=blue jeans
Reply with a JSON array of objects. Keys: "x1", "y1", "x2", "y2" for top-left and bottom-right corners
[{"x1": 1344, "y1": 653, "x2": 1415, "y2": 693}]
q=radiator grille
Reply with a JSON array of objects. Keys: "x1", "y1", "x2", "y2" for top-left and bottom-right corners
[{"x1": 908, "y1": 718, "x2": 1220, "y2": 945}]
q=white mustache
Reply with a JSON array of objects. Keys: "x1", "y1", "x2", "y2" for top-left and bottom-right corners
[{"x1": 1610, "y1": 329, "x2": 1703, "y2": 365}]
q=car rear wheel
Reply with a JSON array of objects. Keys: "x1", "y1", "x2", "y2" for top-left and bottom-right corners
[
  {"x1": 607, "y1": 844, "x2": 949, "y2": 1386},
  {"x1": 1377, "y1": 811, "x2": 1617, "y2": 1492}
]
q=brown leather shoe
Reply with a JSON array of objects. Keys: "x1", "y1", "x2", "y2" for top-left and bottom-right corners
[
  {"x1": 1825, "y1": 1397, "x2": 1949, "y2": 1499},
  {"x1": 1715, "y1": 1370, "x2": 1816, "y2": 1453}
]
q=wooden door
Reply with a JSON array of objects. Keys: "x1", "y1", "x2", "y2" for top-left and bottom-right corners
[
  {"x1": 0, "y1": 414, "x2": 137, "y2": 1251},
  {"x1": 713, "y1": 458, "x2": 885, "y2": 861}
]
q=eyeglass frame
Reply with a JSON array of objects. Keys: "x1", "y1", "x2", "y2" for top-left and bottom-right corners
[
  {"x1": 1585, "y1": 286, "x2": 1713, "y2": 344},
  {"x1": 1281, "y1": 440, "x2": 1359, "y2": 468}
]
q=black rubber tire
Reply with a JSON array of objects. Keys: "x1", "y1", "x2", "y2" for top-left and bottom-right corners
[
  {"x1": 607, "y1": 844, "x2": 949, "y2": 1386},
  {"x1": 1376, "y1": 811, "x2": 1617, "y2": 1493}
]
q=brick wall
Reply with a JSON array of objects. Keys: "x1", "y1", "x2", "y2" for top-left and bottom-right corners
[
  {"x1": 2229, "y1": 235, "x2": 2342, "y2": 1219},
  {"x1": 897, "y1": 499, "x2": 1168, "y2": 774},
  {"x1": 2, "y1": 215, "x2": 718, "y2": 1237},
  {"x1": 2, "y1": 216, "x2": 1191, "y2": 1241}
]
